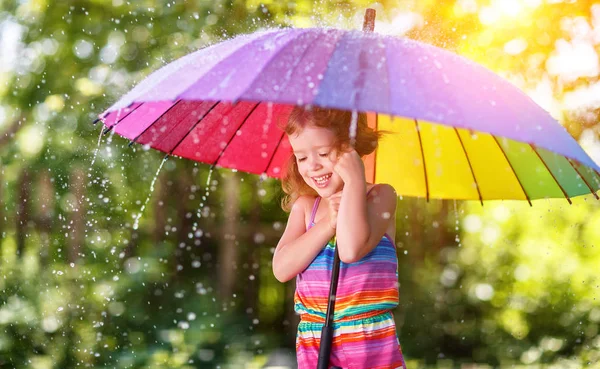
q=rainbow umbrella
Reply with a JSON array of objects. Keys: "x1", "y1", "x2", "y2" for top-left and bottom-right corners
[
  {"x1": 95, "y1": 9, "x2": 600, "y2": 368},
  {"x1": 98, "y1": 27, "x2": 600, "y2": 205}
]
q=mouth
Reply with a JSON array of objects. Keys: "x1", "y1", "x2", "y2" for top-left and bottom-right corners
[{"x1": 312, "y1": 173, "x2": 332, "y2": 188}]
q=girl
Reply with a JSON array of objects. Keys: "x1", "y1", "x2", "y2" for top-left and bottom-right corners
[{"x1": 273, "y1": 107, "x2": 407, "y2": 369}]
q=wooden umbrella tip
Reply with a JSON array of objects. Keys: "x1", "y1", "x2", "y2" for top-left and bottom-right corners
[{"x1": 363, "y1": 8, "x2": 376, "y2": 32}]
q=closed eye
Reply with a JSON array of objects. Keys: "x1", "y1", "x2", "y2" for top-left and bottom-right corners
[
  {"x1": 319, "y1": 153, "x2": 329, "y2": 157},
  {"x1": 297, "y1": 157, "x2": 306, "y2": 162}
]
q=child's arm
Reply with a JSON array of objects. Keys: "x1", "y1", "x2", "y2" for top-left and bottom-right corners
[
  {"x1": 272, "y1": 196, "x2": 336, "y2": 283},
  {"x1": 334, "y1": 151, "x2": 397, "y2": 263}
]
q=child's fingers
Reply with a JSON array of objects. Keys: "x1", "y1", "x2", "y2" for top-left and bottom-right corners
[
  {"x1": 329, "y1": 199, "x2": 341, "y2": 209},
  {"x1": 329, "y1": 191, "x2": 342, "y2": 199}
]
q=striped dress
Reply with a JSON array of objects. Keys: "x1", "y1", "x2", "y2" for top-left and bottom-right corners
[{"x1": 295, "y1": 194, "x2": 407, "y2": 369}]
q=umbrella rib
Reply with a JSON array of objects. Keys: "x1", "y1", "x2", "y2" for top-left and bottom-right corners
[
  {"x1": 129, "y1": 100, "x2": 183, "y2": 146},
  {"x1": 566, "y1": 158, "x2": 600, "y2": 200},
  {"x1": 258, "y1": 32, "x2": 328, "y2": 175},
  {"x1": 530, "y1": 144, "x2": 571, "y2": 204},
  {"x1": 103, "y1": 103, "x2": 142, "y2": 134},
  {"x1": 263, "y1": 129, "x2": 286, "y2": 175},
  {"x1": 454, "y1": 128, "x2": 483, "y2": 206},
  {"x1": 167, "y1": 100, "x2": 221, "y2": 157},
  {"x1": 414, "y1": 119, "x2": 429, "y2": 202},
  {"x1": 212, "y1": 101, "x2": 262, "y2": 168},
  {"x1": 235, "y1": 29, "x2": 311, "y2": 103},
  {"x1": 492, "y1": 136, "x2": 531, "y2": 206},
  {"x1": 174, "y1": 30, "x2": 286, "y2": 102}
]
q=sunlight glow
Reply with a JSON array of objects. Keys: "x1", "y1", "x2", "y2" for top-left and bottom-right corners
[
  {"x1": 16, "y1": 125, "x2": 45, "y2": 157},
  {"x1": 478, "y1": 0, "x2": 541, "y2": 25},
  {"x1": 497, "y1": 0, "x2": 523, "y2": 17},
  {"x1": 546, "y1": 40, "x2": 599, "y2": 83}
]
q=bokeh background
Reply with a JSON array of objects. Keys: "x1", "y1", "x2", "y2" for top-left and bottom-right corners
[{"x1": 1, "y1": 0, "x2": 600, "y2": 368}]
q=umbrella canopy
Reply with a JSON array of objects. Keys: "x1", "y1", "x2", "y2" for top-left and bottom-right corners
[{"x1": 99, "y1": 27, "x2": 600, "y2": 203}]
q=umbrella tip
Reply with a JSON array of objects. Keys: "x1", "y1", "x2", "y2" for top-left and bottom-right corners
[
  {"x1": 92, "y1": 118, "x2": 101, "y2": 125},
  {"x1": 103, "y1": 126, "x2": 113, "y2": 135},
  {"x1": 363, "y1": 9, "x2": 376, "y2": 32}
]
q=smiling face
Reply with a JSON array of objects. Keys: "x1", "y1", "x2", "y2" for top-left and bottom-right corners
[{"x1": 288, "y1": 124, "x2": 344, "y2": 198}]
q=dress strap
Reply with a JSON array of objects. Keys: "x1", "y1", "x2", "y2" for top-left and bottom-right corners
[{"x1": 310, "y1": 197, "x2": 321, "y2": 225}]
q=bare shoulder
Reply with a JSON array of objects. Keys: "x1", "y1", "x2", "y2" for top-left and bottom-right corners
[
  {"x1": 292, "y1": 195, "x2": 316, "y2": 212},
  {"x1": 367, "y1": 183, "x2": 397, "y2": 205},
  {"x1": 291, "y1": 195, "x2": 317, "y2": 227}
]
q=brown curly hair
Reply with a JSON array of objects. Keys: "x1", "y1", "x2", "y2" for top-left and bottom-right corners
[{"x1": 280, "y1": 106, "x2": 382, "y2": 212}]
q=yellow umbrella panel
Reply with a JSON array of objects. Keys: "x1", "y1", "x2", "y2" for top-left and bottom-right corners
[{"x1": 363, "y1": 115, "x2": 600, "y2": 205}]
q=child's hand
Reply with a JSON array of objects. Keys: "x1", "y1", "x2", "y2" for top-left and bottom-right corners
[
  {"x1": 326, "y1": 191, "x2": 342, "y2": 230},
  {"x1": 334, "y1": 148, "x2": 365, "y2": 185}
]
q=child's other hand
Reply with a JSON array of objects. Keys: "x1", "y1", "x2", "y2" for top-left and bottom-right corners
[
  {"x1": 334, "y1": 149, "x2": 365, "y2": 185},
  {"x1": 326, "y1": 191, "x2": 342, "y2": 230}
]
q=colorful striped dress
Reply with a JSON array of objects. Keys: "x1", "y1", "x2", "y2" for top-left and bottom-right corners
[{"x1": 295, "y1": 194, "x2": 407, "y2": 369}]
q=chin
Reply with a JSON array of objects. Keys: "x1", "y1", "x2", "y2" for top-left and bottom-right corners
[{"x1": 316, "y1": 185, "x2": 343, "y2": 198}]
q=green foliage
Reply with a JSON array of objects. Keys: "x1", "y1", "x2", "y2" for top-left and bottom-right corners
[{"x1": 396, "y1": 197, "x2": 600, "y2": 366}]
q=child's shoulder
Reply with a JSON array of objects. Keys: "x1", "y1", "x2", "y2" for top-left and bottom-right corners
[
  {"x1": 291, "y1": 195, "x2": 318, "y2": 213},
  {"x1": 367, "y1": 183, "x2": 396, "y2": 199},
  {"x1": 291, "y1": 195, "x2": 319, "y2": 229}
]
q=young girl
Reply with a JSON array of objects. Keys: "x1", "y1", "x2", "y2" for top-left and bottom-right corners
[{"x1": 273, "y1": 107, "x2": 407, "y2": 369}]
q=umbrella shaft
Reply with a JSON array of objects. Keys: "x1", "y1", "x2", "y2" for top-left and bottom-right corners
[
  {"x1": 325, "y1": 244, "x2": 341, "y2": 326},
  {"x1": 316, "y1": 243, "x2": 341, "y2": 368}
]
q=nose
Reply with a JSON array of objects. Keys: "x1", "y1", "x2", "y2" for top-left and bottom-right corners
[{"x1": 307, "y1": 155, "x2": 322, "y2": 170}]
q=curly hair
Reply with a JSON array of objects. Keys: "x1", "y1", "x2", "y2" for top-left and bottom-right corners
[{"x1": 280, "y1": 106, "x2": 382, "y2": 212}]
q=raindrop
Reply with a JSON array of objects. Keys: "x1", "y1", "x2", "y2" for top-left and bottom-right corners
[
  {"x1": 453, "y1": 200, "x2": 462, "y2": 247},
  {"x1": 90, "y1": 124, "x2": 105, "y2": 167},
  {"x1": 132, "y1": 155, "x2": 168, "y2": 230}
]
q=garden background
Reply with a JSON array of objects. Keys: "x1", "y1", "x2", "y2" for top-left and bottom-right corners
[{"x1": 1, "y1": 0, "x2": 600, "y2": 368}]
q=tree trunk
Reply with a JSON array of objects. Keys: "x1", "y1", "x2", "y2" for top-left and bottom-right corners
[
  {"x1": 16, "y1": 169, "x2": 30, "y2": 259},
  {"x1": 218, "y1": 172, "x2": 239, "y2": 302},
  {"x1": 152, "y1": 172, "x2": 169, "y2": 245},
  {"x1": 245, "y1": 178, "x2": 261, "y2": 316},
  {"x1": 37, "y1": 172, "x2": 55, "y2": 265},
  {"x1": 0, "y1": 168, "x2": 4, "y2": 249},
  {"x1": 68, "y1": 168, "x2": 86, "y2": 263},
  {"x1": 0, "y1": 116, "x2": 25, "y2": 148},
  {"x1": 176, "y1": 168, "x2": 193, "y2": 273}
]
